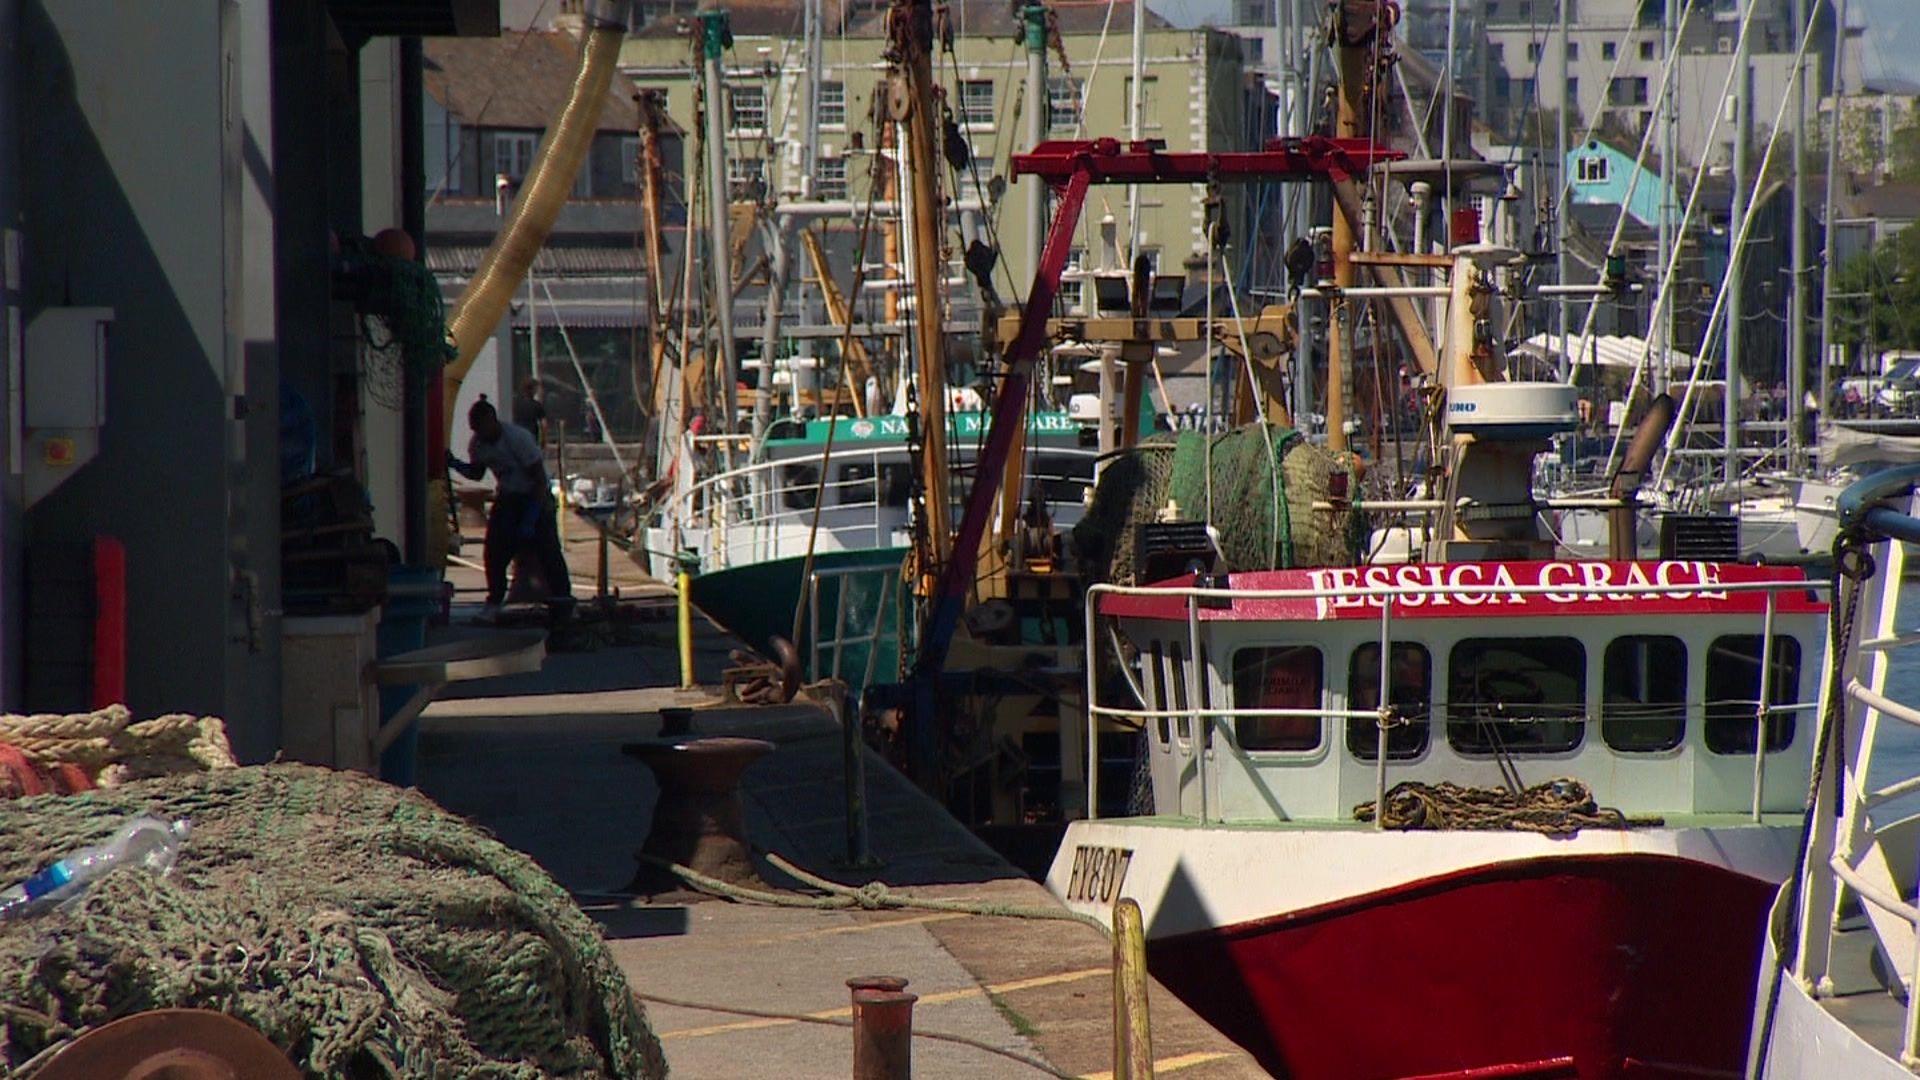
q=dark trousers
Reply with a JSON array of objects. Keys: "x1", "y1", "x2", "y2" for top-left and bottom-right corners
[{"x1": 484, "y1": 493, "x2": 572, "y2": 605}]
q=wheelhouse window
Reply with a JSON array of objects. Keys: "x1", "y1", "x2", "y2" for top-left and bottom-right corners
[
  {"x1": 1232, "y1": 646, "x2": 1323, "y2": 752},
  {"x1": 1168, "y1": 639, "x2": 1191, "y2": 743},
  {"x1": 1347, "y1": 642, "x2": 1432, "y2": 760},
  {"x1": 1448, "y1": 638, "x2": 1586, "y2": 754},
  {"x1": 1603, "y1": 636, "x2": 1687, "y2": 751},
  {"x1": 1705, "y1": 635, "x2": 1801, "y2": 754},
  {"x1": 1148, "y1": 641, "x2": 1169, "y2": 747}
]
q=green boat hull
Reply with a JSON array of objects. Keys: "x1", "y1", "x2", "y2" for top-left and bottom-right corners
[{"x1": 688, "y1": 547, "x2": 909, "y2": 690}]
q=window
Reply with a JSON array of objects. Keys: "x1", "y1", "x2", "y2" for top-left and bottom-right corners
[
  {"x1": 1149, "y1": 642, "x2": 1170, "y2": 747},
  {"x1": 620, "y1": 135, "x2": 640, "y2": 187},
  {"x1": 1048, "y1": 76, "x2": 1083, "y2": 132},
  {"x1": 726, "y1": 156, "x2": 764, "y2": 200},
  {"x1": 1516, "y1": 76, "x2": 1537, "y2": 103},
  {"x1": 1232, "y1": 647, "x2": 1323, "y2": 752},
  {"x1": 1609, "y1": 76, "x2": 1649, "y2": 106},
  {"x1": 817, "y1": 80, "x2": 846, "y2": 128},
  {"x1": 1169, "y1": 639, "x2": 1191, "y2": 742},
  {"x1": 1639, "y1": 39, "x2": 1656, "y2": 60},
  {"x1": 1603, "y1": 636, "x2": 1687, "y2": 751},
  {"x1": 1490, "y1": 43, "x2": 1506, "y2": 63},
  {"x1": 729, "y1": 84, "x2": 766, "y2": 132},
  {"x1": 1566, "y1": 41, "x2": 1579, "y2": 59},
  {"x1": 1124, "y1": 75, "x2": 1159, "y2": 131},
  {"x1": 1705, "y1": 635, "x2": 1802, "y2": 754},
  {"x1": 816, "y1": 155, "x2": 848, "y2": 200},
  {"x1": 1566, "y1": 77, "x2": 1578, "y2": 104},
  {"x1": 1576, "y1": 155, "x2": 1610, "y2": 183},
  {"x1": 1347, "y1": 642, "x2": 1432, "y2": 760},
  {"x1": 1527, "y1": 42, "x2": 1542, "y2": 62},
  {"x1": 959, "y1": 79, "x2": 995, "y2": 128},
  {"x1": 494, "y1": 131, "x2": 536, "y2": 183},
  {"x1": 1603, "y1": 41, "x2": 1617, "y2": 60},
  {"x1": 1448, "y1": 638, "x2": 1587, "y2": 754}
]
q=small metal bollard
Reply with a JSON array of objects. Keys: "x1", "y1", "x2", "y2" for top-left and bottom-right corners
[{"x1": 850, "y1": 986, "x2": 917, "y2": 1080}]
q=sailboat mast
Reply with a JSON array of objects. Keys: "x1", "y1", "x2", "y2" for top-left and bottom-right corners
[
  {"x1": 1725, "y1": 4, "x2": 1751, "y2": 488},
  {"x1": 1819, "y1": 0, "x2": 1849, "y2": 423},
  {"x1": 1656, "y1": 0, "x2": 1676, "y2": 396},
  {"x1": 1555, "y1": 0, "x2": 1570, "y2": 384},
  {"x1": 699, "y1": 12, "x2": 741, "y2": 446},
  {"x1": 1789, "y1": 0, "x2": 1809, "y2": 470}
]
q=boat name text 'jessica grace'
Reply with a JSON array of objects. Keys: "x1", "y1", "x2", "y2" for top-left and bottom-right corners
[{"x1": 1308, "y1": 560, "x2": 1729, "y2": 614}]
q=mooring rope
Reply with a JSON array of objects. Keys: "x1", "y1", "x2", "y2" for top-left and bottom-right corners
[{"x1": 630, "y1": 851, "x2": 1109, "y2": 934}]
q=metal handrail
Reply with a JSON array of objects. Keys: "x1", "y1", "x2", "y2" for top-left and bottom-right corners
[
  {"x1": 1083, "y1": 574, "x2": 1831, "y2": 827},
  {"x1": 661, "y1": 444, "x2": 1100, "y2": 569}
]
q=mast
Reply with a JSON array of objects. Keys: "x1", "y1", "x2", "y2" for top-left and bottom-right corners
[
  {"x1": 1555, "y1": 0, "x2": 1570, "y2": 384},
  {"x1": 1326, "y1": 1, "x2": 1374, "y2": 454},
  {"x1": 698, "y1": 12, "x2": 741, "y2": 443},
  {"x1": 1788, "y1": 0, "x2": 1809, "y2": 470},
  {"x1": 1819, "y1": 0, "x2": 1849, "y2": 427},
  {"x1": 1127, "y1": 0, "x2": 1145, "y2": 255},
  {"x1": 1725, "y1": 4, "x2": 1751, "y2": 488},
  {"x1": 1024, "y1": 5, "x2": 1048, "y2": 285},
  {"x1": 636, "y1": 90, "x2": 677, "y2": 477},
  {"x1": 1656, "y1": 0, "x2": 1677, "y2": 396},
  {"x1": 891, "y1": 0, "x2": 952, "y2": 577}
]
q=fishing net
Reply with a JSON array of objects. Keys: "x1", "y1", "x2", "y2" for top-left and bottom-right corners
[
  {"x1": 1071, "y1": 422, "x2": 1363, "y2": 585},
  {"x1": 0, "y1": 764, "x2": 666, "y2": 1079}
]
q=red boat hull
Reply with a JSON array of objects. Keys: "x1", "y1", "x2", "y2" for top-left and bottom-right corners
[{"x1": 1146, "y1": 854, "x2": 1773, "y2": 1080}]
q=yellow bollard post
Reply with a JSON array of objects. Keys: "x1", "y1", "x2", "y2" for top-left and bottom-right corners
[
  {"x1": 677, "y1": 567, "x2": 695, "y2": 689},
  {"x1": 1113, "y1": 897, "x2": 1154, "y2": 1079}
]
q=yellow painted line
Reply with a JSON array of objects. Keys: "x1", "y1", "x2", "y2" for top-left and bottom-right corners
[
  {"x1": 659, "y1": 966, "x2": 1109, "y2": 1040},
  {"x1": 1079, "y1": 1050, "x2": 1236, "y2": 1080}
]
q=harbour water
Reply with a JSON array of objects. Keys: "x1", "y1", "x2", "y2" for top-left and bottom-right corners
[{"x1": 1868, "y1": 590, "x2": 1920, "y2": 796}]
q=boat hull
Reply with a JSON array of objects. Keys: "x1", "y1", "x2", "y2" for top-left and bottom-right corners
[
  {"x1": 687, "y1": 547, "x2": 907, "y2": 687},
  {"x1": 1050, "y1": 821, "x2": 1799, "y2": 1079}
]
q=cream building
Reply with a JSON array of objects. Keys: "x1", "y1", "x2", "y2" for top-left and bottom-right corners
[{"x1": 618, "y1": 1, "x2": 1275, "y2": 296}]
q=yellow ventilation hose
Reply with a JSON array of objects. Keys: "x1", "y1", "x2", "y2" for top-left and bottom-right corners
[{"x1": 442, "y1": 22, "x2": 624, "y2": 424}]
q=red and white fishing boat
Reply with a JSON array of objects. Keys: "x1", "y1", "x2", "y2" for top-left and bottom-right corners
[{"x1": 1048, "y1": 245, "x2": 1834, "y2": 1079}]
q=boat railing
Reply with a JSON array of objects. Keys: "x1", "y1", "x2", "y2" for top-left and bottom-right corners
[
  {"x1": 659, "y1": 445, "x2": 1099, "y2": 570},
  {"x1": 1765, "y1": 465, "x2": 1920, "y2": 1070},
  {"x1": 1083, "y1": 574, "x2": 1831, "y2": 828},
  {"x1": 802, "y1": 562, "x2": 902, "y2": 690}
]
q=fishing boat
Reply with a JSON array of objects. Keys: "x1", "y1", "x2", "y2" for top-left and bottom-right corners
[
  {"x1": 639, "y1": 409, "x2": 1095, "y2": 684},
  {"x1": 1044, "y1": 215, "x2": 1836, "y2": 1075},
  {"x1": 1747, "y1": 465, "x2": 1920, "y2": 1079}
]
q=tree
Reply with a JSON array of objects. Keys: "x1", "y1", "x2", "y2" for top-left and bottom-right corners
[{"x1": 1831, "y1": 225, "x2": 1920, "y2": 356}]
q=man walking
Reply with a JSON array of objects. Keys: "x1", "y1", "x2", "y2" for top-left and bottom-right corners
[{"x1": 447, "y1": 396, "x2": 573, "y2": 621}]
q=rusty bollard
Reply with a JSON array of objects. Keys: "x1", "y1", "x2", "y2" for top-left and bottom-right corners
[
  {"x1": 848, "y1": 976, "x2": 916, "y2": 1080},
  {"x1": 624, "y1": 736, "x2": 775, "y2": 897}
]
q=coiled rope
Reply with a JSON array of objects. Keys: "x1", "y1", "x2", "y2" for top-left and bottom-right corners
[
  {"x1": 0, "y1": 705, "x2": 236, "y2": 787},
  {"x1": 1355, "y1": 778, "x2": 1659, "y2": 836}
]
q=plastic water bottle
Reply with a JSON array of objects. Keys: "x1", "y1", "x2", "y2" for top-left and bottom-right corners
[{"x1": 0, "y1": 815, "x2": 191, "y2": 922}]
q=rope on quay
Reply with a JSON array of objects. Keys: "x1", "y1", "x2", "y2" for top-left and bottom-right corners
[
  {"x1": 629, "y1": 990, "x2": 1075, "y2": 1078},
  {"x1": 629, "y1": 851, "x2": 1111, "y2": 934}
]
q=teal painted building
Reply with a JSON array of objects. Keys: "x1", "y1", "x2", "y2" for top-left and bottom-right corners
[{"x1": 1566, "y1": 138, "x2": 1672, "y2": 230}]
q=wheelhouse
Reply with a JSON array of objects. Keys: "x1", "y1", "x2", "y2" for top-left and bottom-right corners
[{"x1": 1089, "y1": 560, "x2": 1829, "y2": 822}]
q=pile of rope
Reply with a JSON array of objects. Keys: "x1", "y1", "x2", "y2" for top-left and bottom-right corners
[
  {"x1": 1071, "y1": 422, "x2": 1362, "y2": 584},
  {"x1": 0, "y1": 764, "x2": 665, "y2": 1079},
  {"x1": 0, "y1": 706, "x2": 236, "y2": 797},
  {"x1": 1354, "y1": 779, "x2": 1658, "y2": 836}
]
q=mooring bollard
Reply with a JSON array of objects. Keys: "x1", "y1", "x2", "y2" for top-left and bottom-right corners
[
  {"x1": 1112, "y1": 898, "x2": 1154, "y2": 1079},
  {"x1": 676, "y1": 563, "x2": 695, "y2": 689},
  {"x1": 850, "y1": 986, "x2": 917, "y2": 1080},
  {"x1": 624, "y1": 737, "x2": 774, "y2": 896}
]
